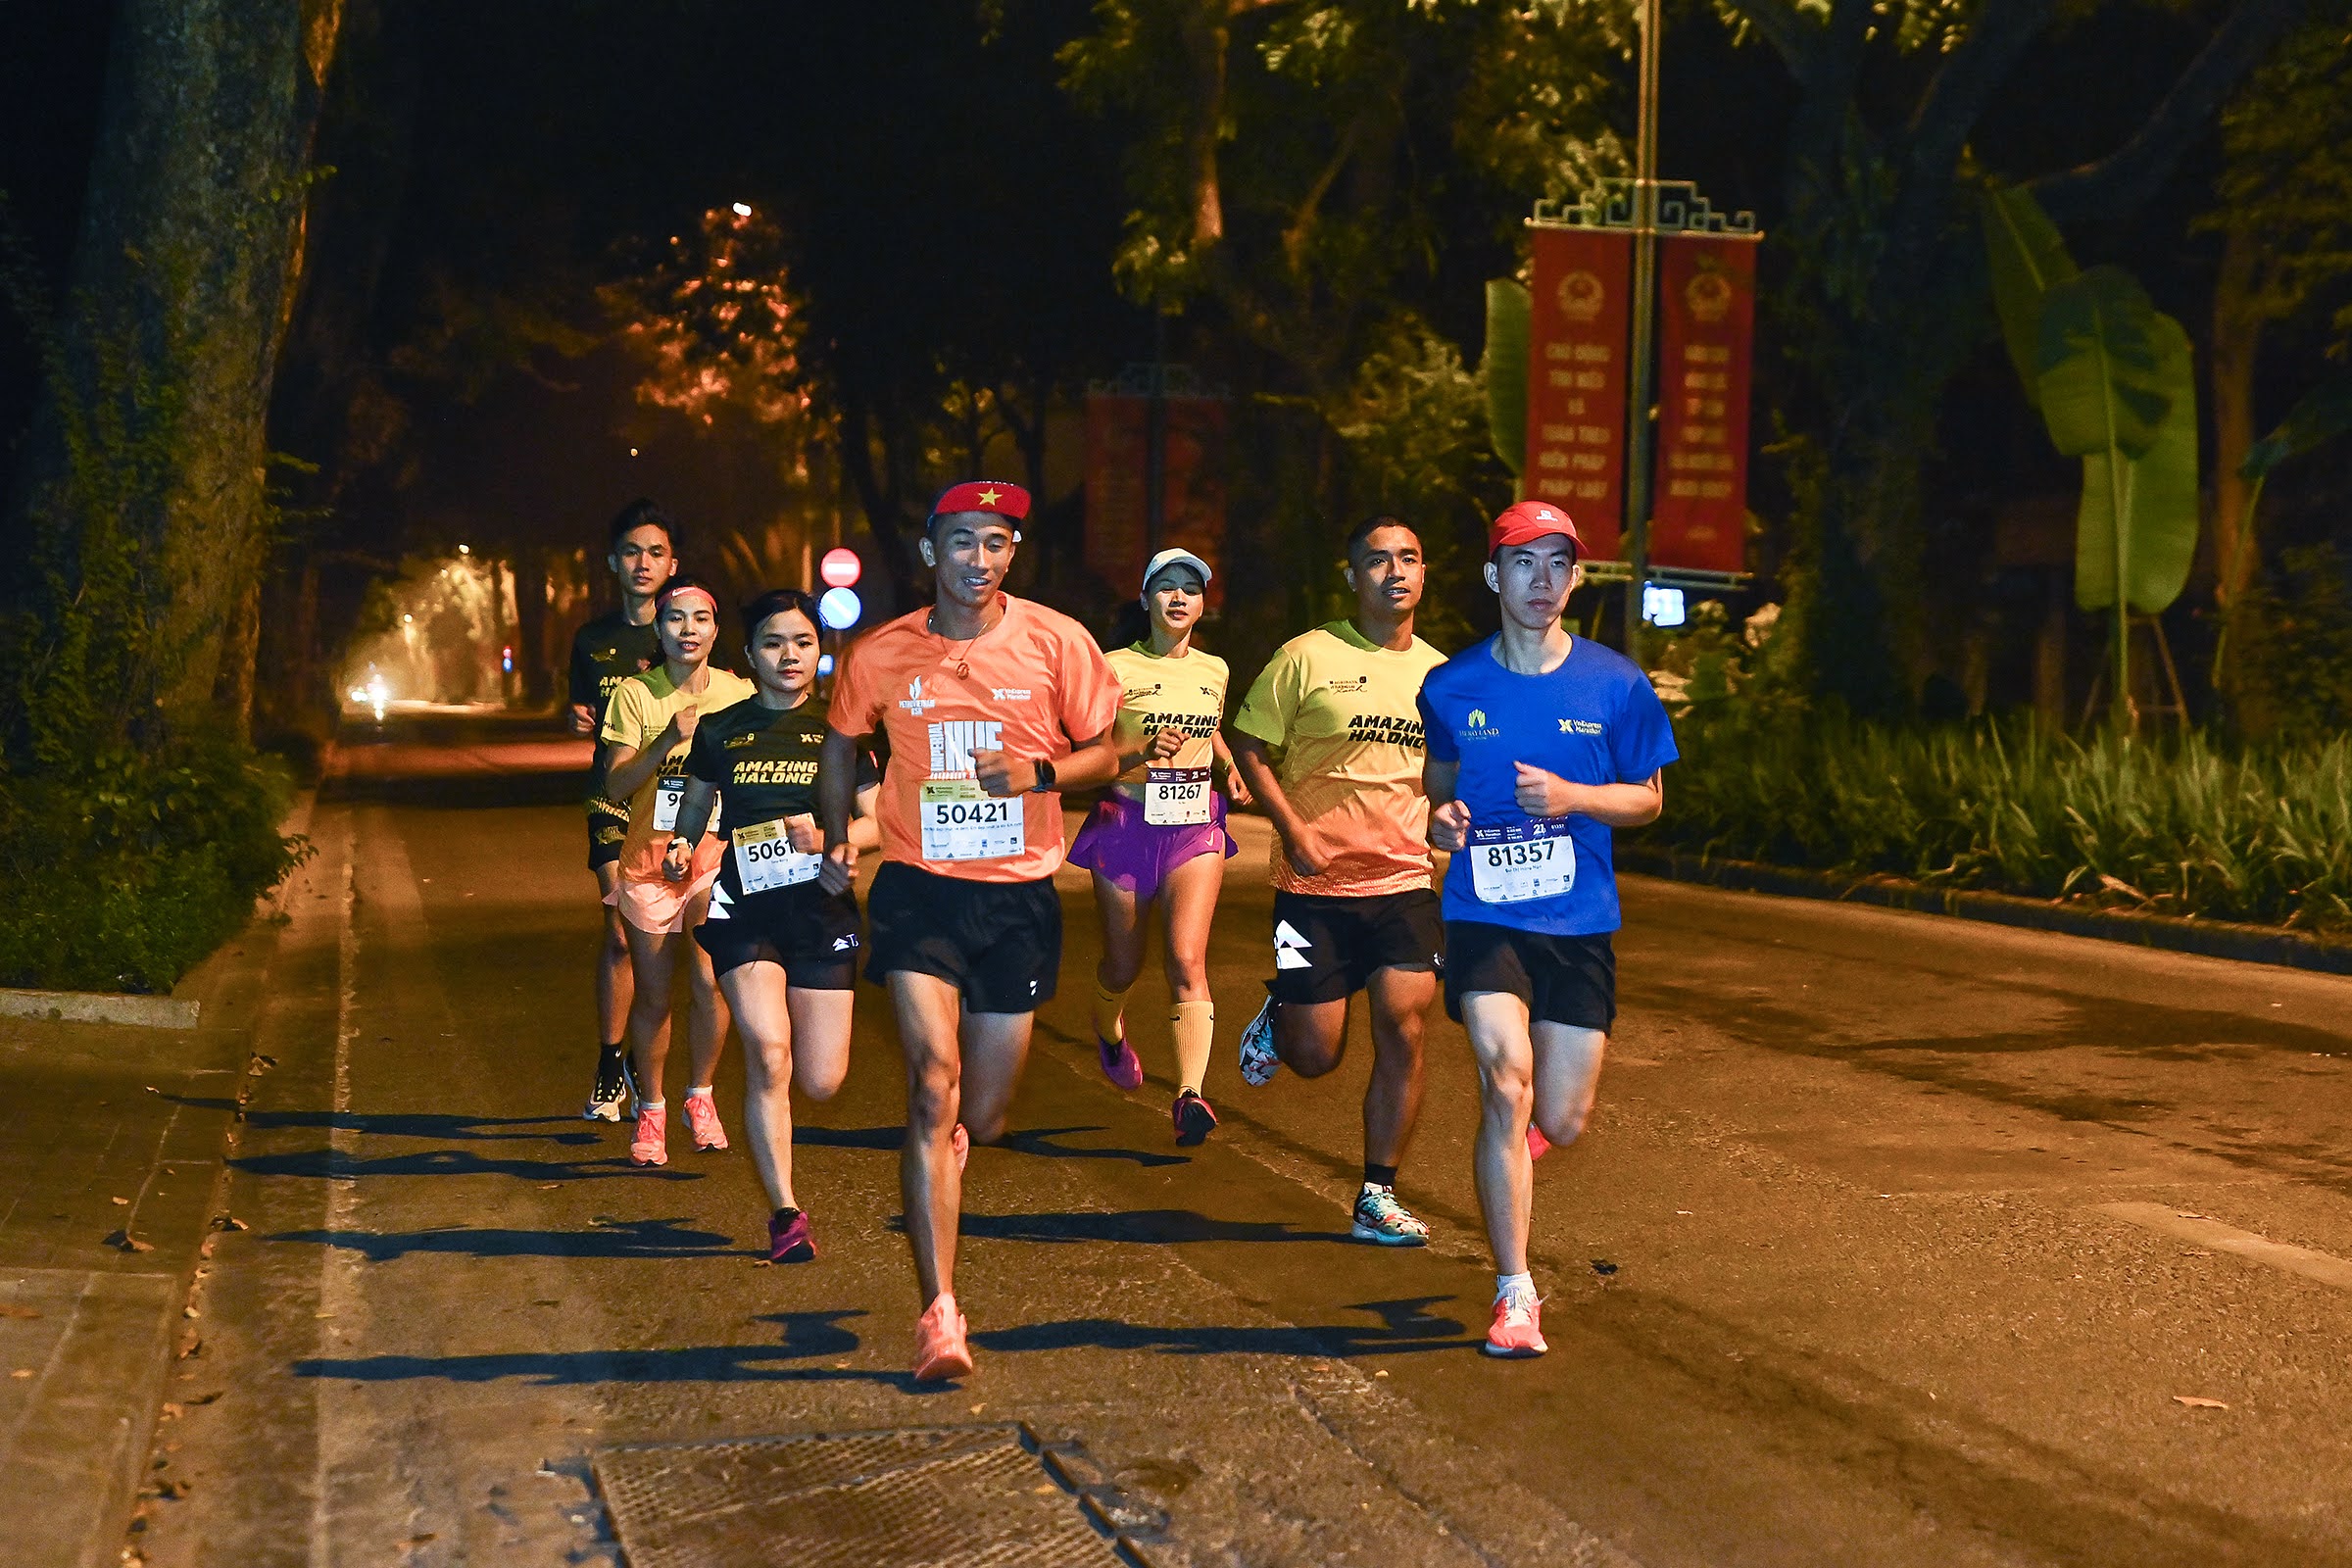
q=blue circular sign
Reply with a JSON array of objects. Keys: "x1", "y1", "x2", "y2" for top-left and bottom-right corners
[{"x1": 818, "y1": 586, "x2": 861, "y2": 630}]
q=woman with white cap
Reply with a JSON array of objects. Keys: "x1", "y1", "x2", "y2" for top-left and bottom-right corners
[{"x1": 1067, "y1": 547, "x2": 1252, "y2": 1144}]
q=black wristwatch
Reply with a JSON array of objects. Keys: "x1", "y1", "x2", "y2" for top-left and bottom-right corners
[{"x1": 1029, "y1": 757, "x2": 1057, "y2": 794}]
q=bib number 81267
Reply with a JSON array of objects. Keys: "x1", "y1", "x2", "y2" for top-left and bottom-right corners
[
  {"x1": 919, "y1": 779, "x2": 1022, "y2": 861},
  {"x1": 1143, "y1": 765, "x2": 1211, "y2": 826},
  {"x1": 1466, "y1": 818, "x2": 1577, "y2": 904}
]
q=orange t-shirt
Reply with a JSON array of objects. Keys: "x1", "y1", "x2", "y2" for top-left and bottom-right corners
[{"x1": 828, "y1": 594, "x2": 1122, "y2": 883}]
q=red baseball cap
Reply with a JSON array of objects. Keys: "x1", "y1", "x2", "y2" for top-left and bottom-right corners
[
  {"x1": 929, "y1": 480, "x2": 1031, "y2": 529},
  {"x1": 1489, "y1": 501, "x2": 1583, "y2": 558}
]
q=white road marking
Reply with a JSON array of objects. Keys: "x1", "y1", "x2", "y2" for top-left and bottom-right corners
[
  {"x1": 2094, "y1": 1201, "x2": 2352, "y2": 1294},
  {"x1": 308, "y1": 844, "x2": 360, "y2": 1564}
]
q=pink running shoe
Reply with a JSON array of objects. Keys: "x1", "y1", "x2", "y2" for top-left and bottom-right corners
[
  {"x1": 1527, "y1": 1122, "x2": 1552, "y2": 1161},
  {"x1": 684, "y1": 1091, "x2": 729, "y2": 1152},
  {"x1": 912, "y1": 1293, "x2": 973, "y2": 1382},
  {"x1": 1097, "y1": 1033, "x2": 1145, "y2": 1091},
  {"x1": 1484, "y1": 1291, "x2": 1547, "y2": 1358},
  {"x1": 951, "y1": 1122, "x2": 969, "y2": 1172},
  {"x1": 629, "y1": 1103, "x2": 668, "y2": 1167},
  {"x1": 767, "y1": 1207, "x2": 815, "y2": 1264}
]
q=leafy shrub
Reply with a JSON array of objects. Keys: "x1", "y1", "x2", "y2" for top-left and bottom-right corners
[
  {"x1": 2229, "y1": 543, "x2": 2352, "y2": 740},
  {"x1": 1648, "y1": 706, "x2": 2352, "y2": 933}
]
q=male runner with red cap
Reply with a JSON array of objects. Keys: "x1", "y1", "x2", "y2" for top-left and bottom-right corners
[
  {"x1": 1419, "y1": 502, "x2": 1677, "y2": 1356},
  {"x1": 820, "y1": 480, "x2": 1161, "y2": 1382}
]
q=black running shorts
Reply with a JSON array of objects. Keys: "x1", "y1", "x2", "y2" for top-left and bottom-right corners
[
  {"x1": 587, "y1": 808, "x2": 626, "y2": 872},
  {"x1": 693, "y1": 882, "x2": 860, "y2": 988},
  {"x1": 1442, "y1": 921, "x2": 1615, "y2": 1031},
  {"x1": 1265, "y1": 888, "x2": 1445, "y2": 1006},
  {"x1": 863, "y1": 861, "x2": 1062, "y2": 1013}
]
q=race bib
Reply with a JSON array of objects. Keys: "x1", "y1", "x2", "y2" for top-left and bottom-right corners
[
  {"x1": 652, "y1": 777, "x2": 686, "y2": 833},
  {"x1": 732, "y1": 817, "x2": 821, "y2": 894},
  {"x1": 1466, "y1": 818, "x2": 1577, "y2": 905},
  {"x1": 1143, "y1": 765, "x2": 1212, "y2": 826},
  {"x1": 919, "y1": 779, "x2": 1023, "y2": 862}
]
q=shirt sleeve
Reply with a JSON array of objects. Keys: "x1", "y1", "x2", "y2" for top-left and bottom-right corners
[
  {"x1": 599, "y1": 679, "x2": 645, "y2": 749},
  {"x1": 565, "y1": 631, "x2": 595, "y2": 710},
  {"x1": 1232, "y1": 643, "x2": 1302, "y2": 752},
  {"x1": 1417, "y1": 681, "x2": 1459, "y2": 763},
  {"x1": 1056, "y1": 627, "x2": 1123, "y2": 745},
  {"x1": 686, "y1": 716, "x2": 725, "y2": 785},
  {"x1": 1611, "y1": 670, "x2": 1680, "y2": 782},
  {"x1": 827, "y1": 636, "x2": 888, "y2": 736}
]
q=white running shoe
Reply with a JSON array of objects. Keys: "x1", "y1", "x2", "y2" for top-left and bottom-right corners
[{"x1": 1238, "y1": 998, "x2": 1281, "y2": 1087}]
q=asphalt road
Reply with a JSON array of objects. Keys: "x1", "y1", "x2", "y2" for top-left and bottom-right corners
[{"x1": 134, "y1": 726, "x2": 2352, "y2": 1567}]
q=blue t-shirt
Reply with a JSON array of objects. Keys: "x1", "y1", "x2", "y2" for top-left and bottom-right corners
[{"x1": 1416, "y1": 636, "x2": 1678, "y2": 936}]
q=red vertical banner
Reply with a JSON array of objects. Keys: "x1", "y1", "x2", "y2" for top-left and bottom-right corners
[
  {"x1": 1084, "y1": 392, "x2": 1227, "y2": 607},
  {"x1": 1524, "y1": 225, "x2": 1633, "y2": 561},
  {"x1": 1650, "y1": 234, "x2": 1757, "y2": 573}
]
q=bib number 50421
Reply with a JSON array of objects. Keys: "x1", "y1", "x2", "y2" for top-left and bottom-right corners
[
  {"x1": 1466, "y1": 818, "x2": 1576, "y2": 904},
  {"x1": 919, "y1": 779, "x2": 1022, "y2": 862}
]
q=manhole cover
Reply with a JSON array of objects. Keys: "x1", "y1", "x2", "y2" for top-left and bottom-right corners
[{"x1": 592, "y1": 1423, "x2": 1149, "y2": 1568}]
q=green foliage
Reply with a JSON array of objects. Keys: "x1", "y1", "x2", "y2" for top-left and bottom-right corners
[
  {"x1": 1979, "y1": 184, "x2": 2078, "y2": 409},
  {"x1": 2229, "y1": 544, "x2": 2352, "y2": 742},
  {"x1": 1329, "y1": 313, "x2": 1515, "y2": 649},
  {"x1": 1650, "y1": 707, "x2": 2352, "y2": 935},
  {"x1": 2243, "y1": 364, "x2": 2352, "y2": 483},
  {"x1": 0, "y1": 239, "x2": 307, "y2": 993},
  {"x1": 1482, "y1": 278, "x2": 1529, "y2": 478}
]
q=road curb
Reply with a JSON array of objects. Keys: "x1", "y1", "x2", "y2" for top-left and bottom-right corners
[
  {"x1": 0, "y1": 988, "x2": 200, "y2": 1029},
  {"x1": 1619, "y1": 845, "x2": 2352, "y2": 977}
]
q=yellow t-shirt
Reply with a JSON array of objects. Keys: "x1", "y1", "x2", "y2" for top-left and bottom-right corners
[
  {"x1": 1233, "y1": 620, "x2": 1446, "y2": 897},
  {"x1": 1105, "y1": 642, "x2": 1229, "y2": 796},
  {"x1": 600, "y1": 663, "x2": 757, "y2": 879}
]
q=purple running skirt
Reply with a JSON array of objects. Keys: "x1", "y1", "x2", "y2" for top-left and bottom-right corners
[{"x1": 1066, "y1": 790, "x2": 1237, "y2": 901}]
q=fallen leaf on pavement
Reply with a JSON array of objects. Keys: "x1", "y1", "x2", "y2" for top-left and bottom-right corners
[
  {"x1": 2173, "y1": 1396, "x2": 2229, "y2": 1409},
  {"x1": 212, "y1": 1216, "x2": 249, "y2": 1232},
  {"x1": 111, "y1": 1197, "x2": 131, "y2": 1206},
  {"x1": 1591, "y1": 1259, "x2": 1619, "y2": 1277},
  {"x1": 105, "y1": 1230, "x2": 155, "y2": 1253},
  {"x1": 10, "y1": 1369, "x2": 31, "y2": 1379},
  {"x1": 0, "y1": 1305, "x2": 40, "y2": 1320}
]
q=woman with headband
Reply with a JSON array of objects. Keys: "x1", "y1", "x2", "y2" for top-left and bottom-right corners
[
  {"x1": 1067, "y1": 548, "x2": 1250, "y2": 1145},
  {"x1": 662, "y1": 588, "x2": 881, "y2": 1262},
  {"x1": 598, "y1": 575, "x2": 756, "y2": 1166}
]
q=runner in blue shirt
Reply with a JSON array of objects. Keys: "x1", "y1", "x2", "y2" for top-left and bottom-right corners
[{"x1": 1416, "y1": 501, "x2": 1677, "y2": 1358}]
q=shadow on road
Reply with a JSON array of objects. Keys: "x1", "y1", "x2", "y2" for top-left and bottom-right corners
[
  {"x1": 996, "y1": 1125, "x2": 1190, "y2": 1168},
  {"x1": 972, "y1": 1295, "x2": 1473, "y2": 1359},
  {"x1": 241, "y1": 1108, "x2": 607, "y2": 1145},
  {"x1": 267, "y1": 1215, "x2": 743, "y2": 1261},
  {"x1": 956, "y1": 1208, "x2": 1352, "y2": 1247},
  {"x1": 230, "y1": 1146, "x2": 703, "y2": 1183}
]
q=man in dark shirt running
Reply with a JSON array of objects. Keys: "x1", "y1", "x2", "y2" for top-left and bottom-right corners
[{"x1": 568, "y1": 498, "x2": 679, "y2": 1119}]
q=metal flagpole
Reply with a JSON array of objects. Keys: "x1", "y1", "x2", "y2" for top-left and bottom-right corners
[{"x1": 1622, "y1": 0, "x2": 1662, "y2": 659}]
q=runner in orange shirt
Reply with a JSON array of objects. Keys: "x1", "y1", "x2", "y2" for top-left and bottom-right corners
[{"x1": 819, "y1": 480, "x2": 1174, "y2": 1382}]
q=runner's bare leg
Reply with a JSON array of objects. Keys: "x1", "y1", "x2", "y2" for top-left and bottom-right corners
[
  {"x1": 1091, "y1": 875, "x2": 1148, "y2": 996},
  {"x1": 1363, "y1": 965, "x2": 1435, "y2": 1169},
  {"x1": 683, "y1": 893, "x2": 730, "y2": 1086},
  {"x1": 956, "y1": 1010, "x2": 1035, "y2": 1145},
  {"x1": 1465, "y1": 991, "x2": 1538, "y2": 1275},
  {"x1": 594, "y1": 862, "x2": 633, "y2": 1043},
  {"x1": 892, "y1": 972, "x2": 969, "y2": 1307},
  {"x1": 1273, "y1": 997, "x2": 1350, "y2": 1077},
  {"x1": 622, "y1": 922, "x2": 679, "y2": 1101}
]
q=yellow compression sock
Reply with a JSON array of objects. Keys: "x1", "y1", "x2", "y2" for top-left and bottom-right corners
[
  {"x1": 1091, "y1": 978, "x2": 1130, "y2": 1045},
  {"x1": 1171, "y1": 1000, "x2": 1214, "y2": 1095}
]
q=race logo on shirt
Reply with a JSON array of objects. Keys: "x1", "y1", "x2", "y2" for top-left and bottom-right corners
[
  {"x1": 1559, "y1": 717, "x2": 1604, "y2": 736},
  {"x1": 991, "y1": 687, "x2": 1033, "y2": 702},
  {"x1": 1458, "y1": 708, "x2": 1503, "y2": 742},
  {"x1": 733, "y1": 758, "x2": 819, "y2": 785},
  {"x1": 900, "y1": 676, "x2": 936, "y2": 713},
  {"x1": 929, "y1": 719, "x2": 1003, "y2": 776},
  {"x1": 1327, "y1": 675, "x2": 1371, "y2": 695}
]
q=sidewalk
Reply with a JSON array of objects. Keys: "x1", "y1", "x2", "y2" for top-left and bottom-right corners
[{"x1": 0, "y1": 798, "x2": 324, "y2": 1568}]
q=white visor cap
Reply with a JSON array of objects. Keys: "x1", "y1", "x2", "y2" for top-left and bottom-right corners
[{"x1": 1141, "y1": 548, "x2": 1213, "y2": 596}]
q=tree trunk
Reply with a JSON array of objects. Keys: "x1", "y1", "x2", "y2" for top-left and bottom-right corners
[
  {"x1": 2208, "y1": 225, "x2": 2264, "y2": 695},
  {"x1": 30, "y1": 0, "x2": 342, "y2": 733}
]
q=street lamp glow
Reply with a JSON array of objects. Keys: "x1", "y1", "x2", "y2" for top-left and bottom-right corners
[
  {"x1": 457, "y1": 544, "x2": 470, "y2": 556},
  {"x1": 731, "y1": 202, "x2": 753, "y2": 218}
]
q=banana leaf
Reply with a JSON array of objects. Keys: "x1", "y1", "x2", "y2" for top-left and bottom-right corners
[
  {"x1": 2034, "y1": 266, "x2": 2172, "y2": 462},
  {"x1": 2074, "y1": 312, "x2": 2199, "y2": 614},
  {"x1": 1484, "y1": 277, "x2": 1530, "y2": 479},
  {"x1": 1981, "y1": 185, "x2": 2079, "y2": 408},
  {"x1": 2243, "y1": 364, "x2": 2352, "y2": 480}
]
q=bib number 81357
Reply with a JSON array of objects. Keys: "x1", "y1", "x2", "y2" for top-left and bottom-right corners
[
  {"x1": 1466, "y1": 818, "x2": 1576, "y2": 904},
  {"x1": 919, "y1": 780, "x2": 1022, "y2": 861}
]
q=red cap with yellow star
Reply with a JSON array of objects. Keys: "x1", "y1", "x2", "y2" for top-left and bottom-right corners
[{"x1": 928, "y1": 480, "x2": 1031, "y2": 530}]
